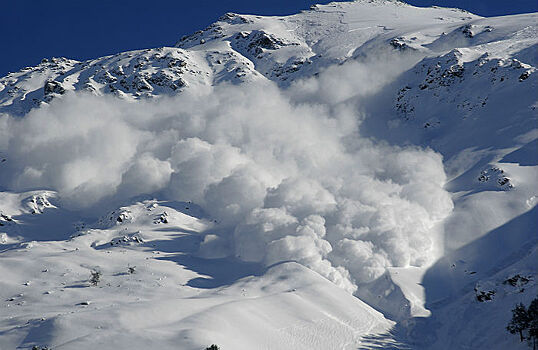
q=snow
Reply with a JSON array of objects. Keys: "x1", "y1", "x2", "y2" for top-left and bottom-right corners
[
  {"x1": 0, "y1": 1, "x2": 537, "y2": 349},
  {"x1": 0, "y1": 199, "x2": 392, "y2": 349}
]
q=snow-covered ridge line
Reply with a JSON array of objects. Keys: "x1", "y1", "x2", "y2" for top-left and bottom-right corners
[
  {"x1": 0, "y1": 0, "x2": 511, "y2": 116},
  {"x1": 2, "y1": 3, "x2": 534, "y2": 118}
]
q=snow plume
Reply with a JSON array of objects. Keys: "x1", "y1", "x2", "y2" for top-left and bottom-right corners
[{"x1": 0, "y1": 60, "x2": 452, "y2": 292}]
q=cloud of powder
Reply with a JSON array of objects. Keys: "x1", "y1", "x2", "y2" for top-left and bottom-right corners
[{"x1": 0, "y1": 56, "x2": 453, "y2": 292}]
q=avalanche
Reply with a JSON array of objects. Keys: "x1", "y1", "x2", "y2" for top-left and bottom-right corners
[{"x1": 0, "y1": 1, "x2": 536, "y2": 349}]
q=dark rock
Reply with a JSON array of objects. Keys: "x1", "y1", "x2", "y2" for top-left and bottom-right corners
[
  {"x1": 503, "y1": 274, "x2": 530, "y2": 287},
  {"x1": 43, "y1": 80, "x2": 65, "y2": 95},
  {"x1": 519, "y1": 71, "x2": 530, "y2": 82}
]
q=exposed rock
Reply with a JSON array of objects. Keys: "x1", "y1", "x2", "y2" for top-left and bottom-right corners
[{"x1": 43, "y1": 80, "x2": 65, "y2": 95}]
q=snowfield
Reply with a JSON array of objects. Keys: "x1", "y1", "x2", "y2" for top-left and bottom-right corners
[{"x1": 0, "y1": 1, "x2": 536, "y2": 349}]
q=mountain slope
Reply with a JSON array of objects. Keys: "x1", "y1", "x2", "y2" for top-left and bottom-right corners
[{"x1": 1, "y1": 0, "x2": 482, "y2": 115}]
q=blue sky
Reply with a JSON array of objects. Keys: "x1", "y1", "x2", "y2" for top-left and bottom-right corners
[{"x1": 1, "y1": 0, "x2": 536, "y2": 76}]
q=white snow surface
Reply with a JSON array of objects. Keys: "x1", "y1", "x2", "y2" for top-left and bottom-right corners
[{"x1": 0, "y1": 1, "x2": 537, "y2": 349}]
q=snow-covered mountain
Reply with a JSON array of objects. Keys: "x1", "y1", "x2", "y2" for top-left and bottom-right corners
[
  {"x1": 0, "y1": 0, "x2": 486, "y2": 115},
  {"x1": 0, "y1": 1, "x2": 536, "y2": 349}
]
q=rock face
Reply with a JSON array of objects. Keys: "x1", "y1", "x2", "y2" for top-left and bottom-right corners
[{"x1": 43, "y1": 80, "x2": 65, "y2": 96}]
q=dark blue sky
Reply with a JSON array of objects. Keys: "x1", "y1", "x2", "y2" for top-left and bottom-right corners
[{"x1": 1, "y1": 0, "x2": 536, "y2": 77}]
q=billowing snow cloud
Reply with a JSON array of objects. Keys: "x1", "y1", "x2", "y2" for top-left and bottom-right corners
[{"x1": 0, "y1": 58, "x2": 453, "y2": 292}]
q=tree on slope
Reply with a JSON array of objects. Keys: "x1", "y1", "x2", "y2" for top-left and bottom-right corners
[
  {"x1": 507, "y1": 297, "x2": 538, "y2": 349},
  {"x1": 528, "y1": 298, "x2": 538, "y2": 349}
]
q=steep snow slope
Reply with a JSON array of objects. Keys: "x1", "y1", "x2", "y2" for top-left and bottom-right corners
[{"x1": 0, "y1": 1, "x2": 537, "y2": 349}]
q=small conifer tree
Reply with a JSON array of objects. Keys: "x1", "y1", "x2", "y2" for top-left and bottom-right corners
[
  {"x1": 508, "y1": 303, "x2": 530, "y2": 342},
  {"x1": 89, "y1": 270, "x2": 101, "y2": 286},
  {"x1": 507, "y1": 297, "x2": 538, "y2": 349},
  {"x1": 528, "y1": 298, "x2": 538, "y2": 349}
]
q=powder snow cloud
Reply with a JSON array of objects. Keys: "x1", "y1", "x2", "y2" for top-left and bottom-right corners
[{"x1": 0, "y1": 57, "x2": 453, "y2": 292}]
